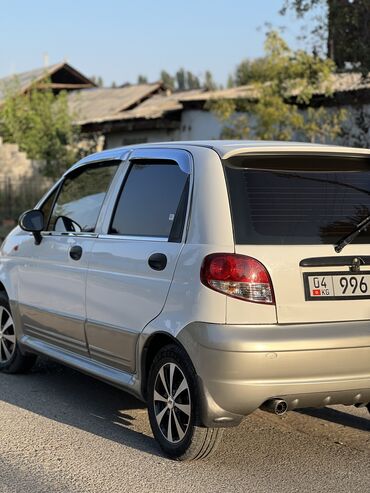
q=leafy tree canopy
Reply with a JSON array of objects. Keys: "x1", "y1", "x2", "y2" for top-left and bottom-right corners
[
  {"x1": 137, "y1": 74, "x2": 148, "y2": 84},
  {"x1": 207, "y1": 30, "x2": 346, "y2": 143},
  {"x1": 0, "y1": 82, "x2": 82, "y2": 178},
  {"x1": 280, "y1": 0, "x2": 370, "y2": 74}
]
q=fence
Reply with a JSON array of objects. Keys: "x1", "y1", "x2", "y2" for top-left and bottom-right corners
[{"x1": 0, "y1": 175, "x2": 49, "y2": 240}]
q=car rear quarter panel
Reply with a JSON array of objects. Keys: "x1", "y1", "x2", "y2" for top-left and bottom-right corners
[{"x1": 141, "y1": 147, "x2": 234, "y2": 341}]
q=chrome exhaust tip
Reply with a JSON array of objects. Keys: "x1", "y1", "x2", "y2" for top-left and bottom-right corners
[{"x1": 261, "y1": 399, "x2": 288, "y2": 416}]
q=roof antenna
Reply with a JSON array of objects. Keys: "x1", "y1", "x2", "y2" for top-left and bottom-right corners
[{"x1": 43, "y1": 52, "x2": 49, "y2": 67}]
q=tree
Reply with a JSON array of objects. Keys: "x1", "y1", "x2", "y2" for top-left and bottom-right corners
[
  {"x1": 90, "y1": 75, "x2": 104, "y2": 87},
  {"x1": 0, "y1": 83, "x2": 82, "y2": 178},
  {"x1": 206, "y1": 30, "x2": 346, "y2": 143},
  {"x1": 160, "y1": 68, "x2": 217, "y2": 91},
  {"x1": 280, "y1": 0, "x2": 370, "y2": 74},
  {"x1": 186, "y1": 71, "x2": 201, "y2": 90},
  {"x1": 137, "y1": 74, "x2": 148, "y2": 84},
  {"x1": 175, "y1": 68, "x2": 186, "y2": 91},
  {"x1": 204, "y1": 71, "x2": 218, "y2": 91},
  {"x1": 160, "y1": 70, "x2": 175, "y2": 91},
  {"x1": 235, "y1": 57, "x2": 272, "y2": 85},
  {"x1": 226, "y1": 75, "x2": 235, "y2": 88}
]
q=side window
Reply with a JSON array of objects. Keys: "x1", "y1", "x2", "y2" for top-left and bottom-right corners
[
  {"x1": 40, "y1": 185, "x2": 60, "y2": 228},
  {"x1": 110, "y1": 161, "x2": 190, "y2": 240},
  {"x1": 47, "y1": 161, "x2": 120, "y2": 233}
]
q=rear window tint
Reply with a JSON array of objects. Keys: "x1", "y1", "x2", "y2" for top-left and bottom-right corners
[{"x1": 225, "y1": 156, "x2": 370, "y2": 245}]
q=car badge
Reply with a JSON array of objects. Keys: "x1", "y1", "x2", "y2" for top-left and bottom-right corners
[{"x1": 350, "y1": 257, "x2": 364, "y2": 272}]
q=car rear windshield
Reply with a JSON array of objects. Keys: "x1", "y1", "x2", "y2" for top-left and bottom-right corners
[{"x1": 224, "y1": 154, "x2": 370, "y2": 245}]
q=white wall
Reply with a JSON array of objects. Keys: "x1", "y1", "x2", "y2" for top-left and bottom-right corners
[
  {"x1": 105, "y1": 128, "x2": 180, "y2": 149},
  {"x1": 338, "y1": 104, "x2": 370, "y2": 148},
  {"x1": 103, "y1": 104, "x2": 370, "y2": 150},
  {"x1": 179, "y1": 110, "x2": 223, "y2": 140}
]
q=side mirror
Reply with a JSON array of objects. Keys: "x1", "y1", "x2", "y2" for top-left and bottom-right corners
[{"x1": 19, "y1": 209, "x2": 44, "y2": 245}]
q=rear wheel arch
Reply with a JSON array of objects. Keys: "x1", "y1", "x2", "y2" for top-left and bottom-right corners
[
  {"x1": 141, "y1": 332, "x2": 191, "y2": 400},
  {"x1": 0, "y1": 282, "x2": 8, "y2": 298},
  {"x1": 0, "y1": 281, "x2": 10, "y2": 301}
]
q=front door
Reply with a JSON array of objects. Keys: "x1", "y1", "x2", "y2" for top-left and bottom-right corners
[
  {"x1": 85, "y1": 149, "x2": 192, "y2": 372},
  {"x1": 18, "y1": 160, "x2": 120, "y2": 355}
]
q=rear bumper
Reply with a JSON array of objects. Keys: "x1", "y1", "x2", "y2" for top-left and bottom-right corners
[{"x1": 177, "y1": 320, "x2": 370, "y2": 427}]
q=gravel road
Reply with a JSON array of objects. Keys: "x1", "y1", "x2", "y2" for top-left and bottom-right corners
[{"x1": 0, "y1": 358, "x2": 369, "y2": 493}]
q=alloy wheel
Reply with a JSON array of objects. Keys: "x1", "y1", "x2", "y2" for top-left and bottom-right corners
[
  {"x1": 0, "y1": 306, "x2": 16, "y2": 363},
  {"x1": 153, "y1": 362, "x2": 191, "y2": 443}
]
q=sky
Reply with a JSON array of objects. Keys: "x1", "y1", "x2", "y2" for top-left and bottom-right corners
[{"x1": 0, "y1": 0, "x2": 314, "y2": 87}]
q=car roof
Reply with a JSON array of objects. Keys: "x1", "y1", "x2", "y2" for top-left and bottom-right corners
[{"x1": 72, "y1": 140, "x2": 370, "y2": 171}]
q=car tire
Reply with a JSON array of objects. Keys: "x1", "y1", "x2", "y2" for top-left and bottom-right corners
[
  {"x1": 0, "y1": 292, "x2": 37, "y2": 374},
  {"x1": 147, "y1": 343, "x2": 224, "y2": 461}
]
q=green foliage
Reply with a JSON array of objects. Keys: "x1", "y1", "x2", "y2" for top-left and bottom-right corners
[
  {"x1": 186, "y1": 71, "x2": 201, "y2": 90},
  {"x1": 328, "y1": 0, "x2": 370, "y2": 75},
  {"x1": 280, "y1": 0, "x2": 323, "y2": 16},
  {"x1": 204, "y1": 71, "x2": 217, "y2": 91},
  {"x1": 90, "y1": 75, "x2": 104, "y2": 87},
  {"x1": 160, "y1": 68, "x2": 216, "y2": 91},
  {"x1": 235, "y1": 58, "x2": 272, "y2": 85},
  {"x1": 303, "y1": 106, "x2": 347, "y2": 143},
  {"x1": 227, "y1": 75, "x2": 235, "y2": 88},
  {"x1": 176, "y1": 68, "x2": 187, "y2": 91},
  {"x1": 160, "y1": 70, "x2": 175, "y2": 91},
  {"x1": 137, "y1": 74, "x2": 148, "y2": 84},
  {"x1": 0, "y1": 82, "x2": 81, "y2": 178},
  {"x1": 207, "y1": 30, "x2": 346, "y2": 143},
  {"x1": 281, "y1": 0, "x2": 370, "y2": 74}
]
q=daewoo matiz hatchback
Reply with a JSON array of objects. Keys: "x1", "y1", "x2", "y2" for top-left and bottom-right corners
[{"x1": 1, "y1": 141, "x2": 370, "y2": 460}]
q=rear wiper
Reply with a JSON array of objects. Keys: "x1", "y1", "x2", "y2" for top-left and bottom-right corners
[{"x1": 335, "y1": 214, "x2": 370, "y2": 253}]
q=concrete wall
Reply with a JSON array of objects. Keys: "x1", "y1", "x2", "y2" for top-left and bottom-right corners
[
  {"x1": 338, "y1": 104, "x2": 370, "y2": 148},
  {"x1": 0, "y1": 137, "x2": 35, "y2": 182}
]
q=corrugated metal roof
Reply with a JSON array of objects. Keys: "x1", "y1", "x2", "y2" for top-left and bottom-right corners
[
  {"x1": 71, "y1": 72, "x2": 370, "y2": 127},
  {"x1": 104, "y1": 89, "x2": 204, "y2": 122},
  {"x1": 179, "y1": 73, "x2": 370, "y2": 103},
  {"x1": 0, "y1": 62, "x2": 94, "y2": 101},
  {"x1": 330, "y1": 72, "x2": 370, "y2": 93},
  {"x1": 69, "y1": 83, "x2": 167, "y2": 124},
  {"x1": 0, "y1": 63, "x2": 63, "y2": 100}
]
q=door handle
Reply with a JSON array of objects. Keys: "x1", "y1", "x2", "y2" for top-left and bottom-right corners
[
  {"x1": 69, "y1": 245, "x2": 83, "y2": 261},
  {"x1": 148, "y1": 253, "x2": 167, "y2": 271}
]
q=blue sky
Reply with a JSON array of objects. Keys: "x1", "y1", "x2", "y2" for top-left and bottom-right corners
[{"x1": 0, "y1": 0, "x2": 313, "y2": 86}]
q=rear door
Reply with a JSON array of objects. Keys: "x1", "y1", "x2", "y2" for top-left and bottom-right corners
[
  {"x1": 85, "y1": 149, "x2": 192, "y2": 372},
  {"x1": 225, "y1": 153, "x2": 370, "y2": 324}
]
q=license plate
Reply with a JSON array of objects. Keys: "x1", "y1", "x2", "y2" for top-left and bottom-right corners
[{"x1": 303, "y1": 271, "x2": 370, "y2": 301}]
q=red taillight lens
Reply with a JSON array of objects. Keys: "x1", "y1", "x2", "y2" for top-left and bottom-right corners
[{"x1": 200, "y1": 253, "x2": 275, "y2": 304}]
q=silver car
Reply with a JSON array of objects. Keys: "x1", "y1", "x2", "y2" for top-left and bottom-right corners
[{"x1": 1, "y1": 141, "x2": 370, "y2": 460}]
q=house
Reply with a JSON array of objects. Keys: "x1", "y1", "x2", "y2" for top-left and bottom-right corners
[
  {"x1": 0, "y1": 62, "x2": 96, "y2": 103},
  {"x1": 1, "y1": 61, "x2": 370, "y2": 155},
  {"x1": 68, "y1": 71, "x2": 370, "y2": 149}
]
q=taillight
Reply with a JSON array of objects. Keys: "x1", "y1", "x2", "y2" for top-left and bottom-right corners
[{"x1": 200, "y1": 253, "x2": 275, "y2": 304}]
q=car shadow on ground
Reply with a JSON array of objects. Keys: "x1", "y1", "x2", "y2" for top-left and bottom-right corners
[
  {"x1": 296, "y1": 406, "x2": 370, "y2": 431},
  {"x1": 0, "y1": 357, "x2": 163, "y2": 458},
  {"x1": 2, "y1": 357, "x2": 370, "y2": 462}
]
